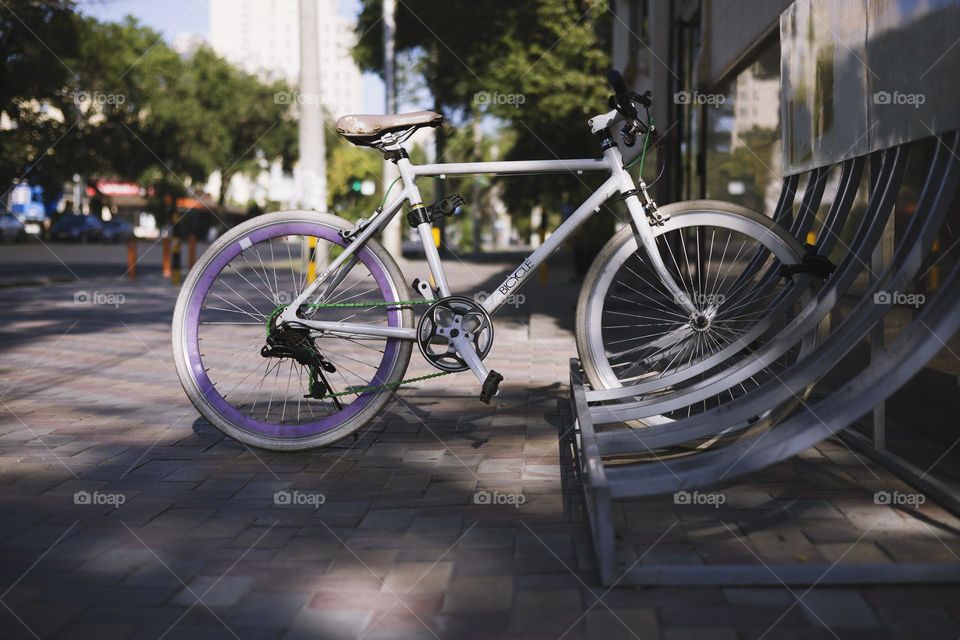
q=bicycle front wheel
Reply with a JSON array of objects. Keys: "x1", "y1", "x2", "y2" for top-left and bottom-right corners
[
  {"x1": 172, "y1": 211, "x2": 413, "y2": 450},
  {"x1": 576, "y1": 199, "x2": 822, "y2": 429}
]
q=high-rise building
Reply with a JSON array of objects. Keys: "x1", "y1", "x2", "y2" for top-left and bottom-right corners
[
  {"x1": 209, "y1": 0, "x2": 363, "y2": 119},
  {"x1": 207, "y1": 0, "x2": 364, "y2": 209}
]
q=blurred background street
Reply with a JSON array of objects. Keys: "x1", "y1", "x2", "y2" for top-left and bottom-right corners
[{"x1": 3, "y1": 0, "x2": 960, "y2": 637}]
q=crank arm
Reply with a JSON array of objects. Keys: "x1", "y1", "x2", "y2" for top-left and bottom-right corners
[
  {"x1": 449, "y1": 334, "x2": 502, "y2": 403},
  {"x1": 450, "y1": 334, "x2": 492, "y2": 386}
]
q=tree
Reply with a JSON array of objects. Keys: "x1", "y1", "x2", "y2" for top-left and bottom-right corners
[
  {"x1": 2, "y1": 9, "x2": 299, "y2": 228},
  {"x1": 352, "y1": 0, "x2": 613, "y2": 248},
  {"x1": 187, "y1": 46, "x2": 297, "y2": 214},
  {"x1": 0, "y1": 0, "x2": 79, "y2": 199},
  {"x1": 325, "y1": 125, "x2": 382, "y2": 221}
]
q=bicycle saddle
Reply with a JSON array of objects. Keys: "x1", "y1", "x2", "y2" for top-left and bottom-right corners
[{"x1": 336, "y1": 111, "x2": 444, "y2": 146}]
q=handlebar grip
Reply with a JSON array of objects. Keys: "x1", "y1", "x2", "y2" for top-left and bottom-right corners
[{"x1": 606, "y1": 69, "x2": 629, "y2": 96}]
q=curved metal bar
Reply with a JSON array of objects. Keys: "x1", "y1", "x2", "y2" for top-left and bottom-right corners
[
  {"x1": 687, "y1": 165, "x2": 835, "y2": 351},
  {"x1": 589, "y1": 143, "x2": 913, "y2": 418},
  {"x1": 790, "y1": 165, "x2": 831, "y2": 238},
  {"x1": 718, "y1": 174, "x2": 810, "y2": 300},
  {"x1": 773, "y1": 174, "x2": 800, "y2": 224},
  {"x1": 814, "y1": 157, "x2": 865, "y2": 254},
  {"x1": 585, "y1": 273, "x2": 814, "y2": 401},
  {"x1": 585, "y1": 154, "x2": 865, "y2": 402},
  {"x1": 593, "y1": 134, "x2": 956, "y2": 451},
  {"x1": 604, "y1": 249, "x2": 960, "y2": 498},
  {"x1": 591, "y1": 135, "x2": 960, "y2": 470},
  {"x1": 735, "y1": 161, "x2": 852, "y2": 308}
]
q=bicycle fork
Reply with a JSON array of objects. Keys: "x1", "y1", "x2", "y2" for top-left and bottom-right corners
[{"x1": 609, "y1": 149, "x2": 700, "y2": 319}]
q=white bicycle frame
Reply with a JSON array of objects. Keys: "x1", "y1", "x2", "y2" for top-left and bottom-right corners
[{"x1": 276, "y1": 110, "x2": 698, "y2": 341}]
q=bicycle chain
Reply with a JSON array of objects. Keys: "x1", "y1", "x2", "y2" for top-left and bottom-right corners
[{"x1": 270, "y1": 298, "x2": 453, "y2": 398}]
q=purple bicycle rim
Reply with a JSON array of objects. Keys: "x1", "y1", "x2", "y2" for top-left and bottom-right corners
[{"x1": 184, "y1": 221, "x2": 401, "y2": 437}]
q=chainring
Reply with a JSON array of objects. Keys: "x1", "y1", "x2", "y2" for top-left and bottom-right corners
[{"x1": 416, "y1": 296, "x2": 494, "y2": 372}]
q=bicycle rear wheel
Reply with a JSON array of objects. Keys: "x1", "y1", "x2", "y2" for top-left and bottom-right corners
[{"x1": 172, "y1": 211, "x2": 413, "y2": 450}]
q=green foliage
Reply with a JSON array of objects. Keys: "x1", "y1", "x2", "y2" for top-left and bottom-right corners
[
  {"x1": 0, "y1": 0, "x2": 79, "y2": 197},
  {"x1": 185, "y1": 46, "x2": 298, "y2": 208},
  {"x1": 1, "y1": 5, "x2": 296, "y2": 224},
  {"x1": 325, "y1": 125, "x2": 381, "y2": 221},
  {"x1": 352, "y1": 0, "x2": 613, "y2": 242}
]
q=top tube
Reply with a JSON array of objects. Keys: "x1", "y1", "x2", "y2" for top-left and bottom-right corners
[{"x1": 411, "y1": 158, "x2": 609, "y2": 177}]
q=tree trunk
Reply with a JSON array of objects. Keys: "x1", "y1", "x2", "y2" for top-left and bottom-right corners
[{"x1": 218, "y1": 171, "x2": 230, "y2": 219}]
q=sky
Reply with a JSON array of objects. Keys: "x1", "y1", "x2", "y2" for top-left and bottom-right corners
[{"x1": 78, "y1": 0, "x2": 386, "y2": 113}]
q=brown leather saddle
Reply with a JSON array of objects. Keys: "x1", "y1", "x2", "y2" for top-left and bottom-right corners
[{"x1": 335, "y1": 111, "x2": 444, "y2": 146}]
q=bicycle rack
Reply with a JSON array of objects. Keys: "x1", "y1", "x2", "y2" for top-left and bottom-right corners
[{"x1": 567, "y1": 131, "x2": 960, "y2": 586}]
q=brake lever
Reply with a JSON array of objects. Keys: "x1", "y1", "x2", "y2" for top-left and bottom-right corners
[{"x1": 620, "y1": 118, "x2": 648, "y2": 148}]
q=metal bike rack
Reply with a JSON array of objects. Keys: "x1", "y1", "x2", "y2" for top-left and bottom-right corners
[{"x1": 567, "y1": 131, "x2": 960, "y2": 586}]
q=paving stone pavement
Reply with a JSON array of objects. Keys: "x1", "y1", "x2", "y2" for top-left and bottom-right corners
[{"x1": 1, "y1": 250, "x2": 959, "y2": 640}]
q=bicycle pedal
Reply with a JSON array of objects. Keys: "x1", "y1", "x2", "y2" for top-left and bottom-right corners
[{"x1": 480, "y1": 370, "x2": 503, "y2": 404}]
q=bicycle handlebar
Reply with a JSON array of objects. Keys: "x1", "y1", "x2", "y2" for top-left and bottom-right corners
[{"x1": 605, "y1": 69, "x2": 654, "y2": 148}]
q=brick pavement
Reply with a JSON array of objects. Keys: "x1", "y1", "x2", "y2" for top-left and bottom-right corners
[{"x1": 0, "y1": 250, "x2": 959, "y2": 639}]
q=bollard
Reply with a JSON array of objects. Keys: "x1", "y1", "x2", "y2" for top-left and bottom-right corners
[
  {"x1": 127, "y1": 236, "x2": 137, "y2": 281},
  {"x1": 171, "y1": 237, "x2": 182, "y2": 286},
  {"x1": 306, "y1": 236, "x2": 318, "y2": 283},
  {"x1": 162, "y1": 235, "x2": 171, "y2": 279},
  {"x1": 188, "y1": 234, "x2": 197, "y2": 270}
]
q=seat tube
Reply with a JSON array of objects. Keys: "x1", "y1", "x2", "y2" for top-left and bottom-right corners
[{"x1": 395, "y1": 153, "x2": 452, "y2": 296}]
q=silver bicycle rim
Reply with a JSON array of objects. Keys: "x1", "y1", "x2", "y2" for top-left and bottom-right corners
[{"x1": 580, "y1": 206, "x2": 818, "y2": 427}]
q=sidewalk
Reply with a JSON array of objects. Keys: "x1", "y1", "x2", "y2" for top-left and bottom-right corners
[{"x1": 0, "y1": 250, "x2": 958, "y2": 639}]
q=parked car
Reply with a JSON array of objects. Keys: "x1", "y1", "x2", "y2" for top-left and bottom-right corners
[
  {"x1": 102, "y1": 218, "x2": 134, "y2": 242},
  {"x1": 13, "y1": 212, "x2": 45, "y2": 238},
  {"x1": 50, "y1": 215, "x2": 103, "y2": 242},
  {"x1": 0, "y1": 211, "x2": 27, "y2": 242}
]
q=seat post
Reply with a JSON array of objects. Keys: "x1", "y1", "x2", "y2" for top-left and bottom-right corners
[{"x1": 381, "y1": 135, "x2": 452, "y2": 297}]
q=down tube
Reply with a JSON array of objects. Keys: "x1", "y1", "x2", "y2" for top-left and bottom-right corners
[{"x1": 481, "y1": 174, "x2": 620, "y2": 316}]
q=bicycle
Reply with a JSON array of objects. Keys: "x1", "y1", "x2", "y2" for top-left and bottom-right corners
[{"x1": 172, "y1": 70, "x2": 822, "y2": 450}]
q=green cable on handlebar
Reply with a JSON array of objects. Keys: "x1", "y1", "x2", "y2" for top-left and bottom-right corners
[{"x1": 625, "y1": 116, "x2": 654, "y2": 175}]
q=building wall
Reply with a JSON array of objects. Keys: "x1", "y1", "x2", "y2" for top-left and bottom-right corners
[
  {"x1": 208, "y1": 0, "x2": 365, "y2": 210},
  {"x1": 781, "y1": 0, "x2": 960, "y2": 174},
  {"x1": 705, "y1": 0, "x2": 791, "y2": 84},
  {"x1": 209, "y1": 0, "x2": 363, "y2": 119}
]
